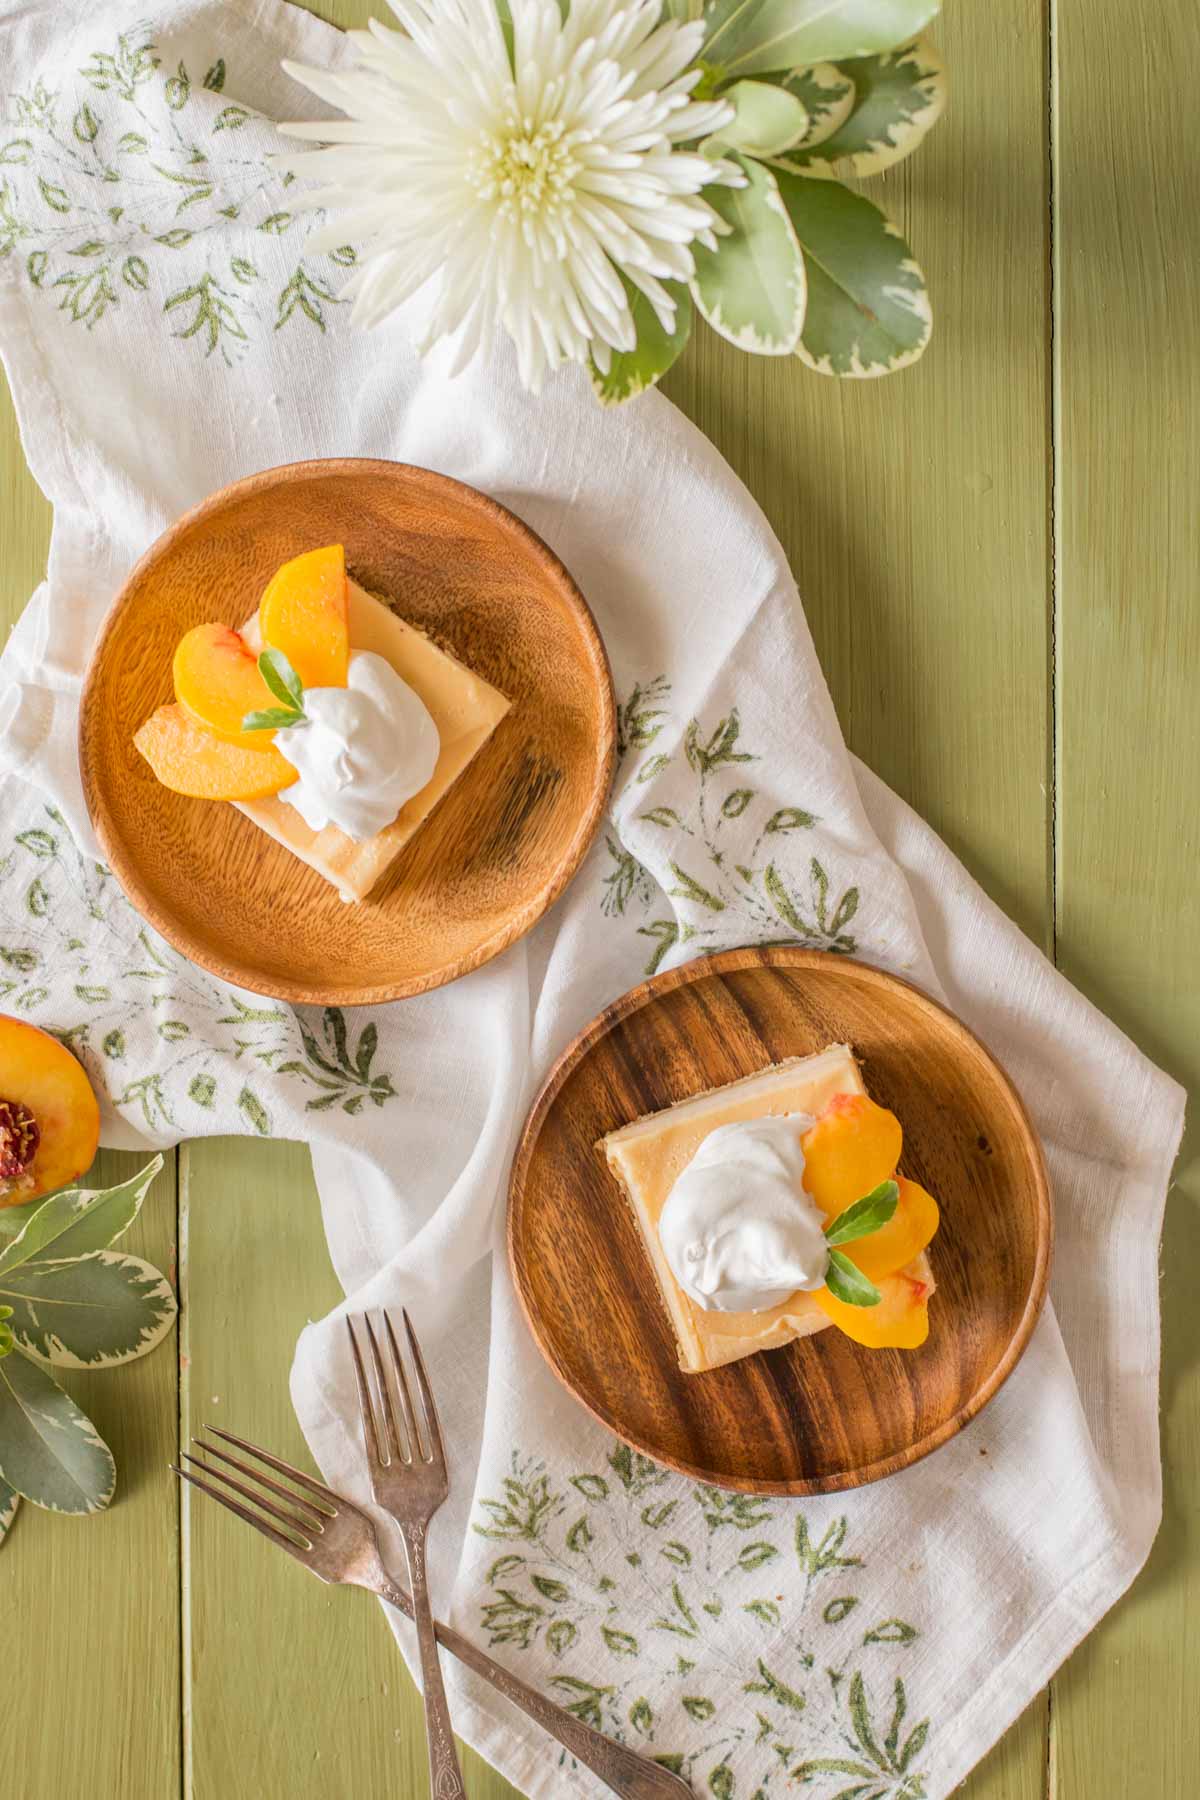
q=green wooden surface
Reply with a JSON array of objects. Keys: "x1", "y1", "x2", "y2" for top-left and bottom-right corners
[{"x1": 1, "y1": 0, "x2": 1195, "y2": 1794}]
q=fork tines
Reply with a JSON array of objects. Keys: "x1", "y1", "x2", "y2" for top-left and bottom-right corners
[
  {"x1": 346, "y1": 1309, "x2": 443, "y2": 1471},
  {"x1": 172, "y1": 1425, "x2": 338, "y2": 1556}
]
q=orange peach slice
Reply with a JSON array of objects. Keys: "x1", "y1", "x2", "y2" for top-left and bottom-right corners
[
  {"x1": 174, "y1": 623, "x2": 279, "y2": 749},
  {"x1": 0, "y1": 1015, "x2": 100, "y2": 1206},
  {"x1": 258, "y1": 544, "x2": 348, "y2": 690},
  {"x1": 814, "y1": 1267, "x2": 931, "y2": 1349},
  {"x1": 842, "y1": 1176, "x2": 940, "y2": 1283},
  {"x1": 134, "y1": 704, "x2": 293, "y2": 801},
  {"x1": 802, "y1": 1091, "x2": 903, "y2": 1219}
]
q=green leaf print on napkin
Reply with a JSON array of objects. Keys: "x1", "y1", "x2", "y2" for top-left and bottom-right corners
[
  {"x1": 603, "y1": 677, "x2": 866, "y2": 972},
  {"x1": 0, "y1": 802, "x2": 398, "y2": 1138},
  {"x1": 1, "y1": 25, "x2": 355, "y2": 361},
  {"x1": 471, "y1": 1446, "x2": 931, "y2": 1793}
]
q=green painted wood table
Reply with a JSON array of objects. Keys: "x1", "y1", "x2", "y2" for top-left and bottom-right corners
[{"x1": 2, "y1": 0, "x2": 1196, "y2": 1794}]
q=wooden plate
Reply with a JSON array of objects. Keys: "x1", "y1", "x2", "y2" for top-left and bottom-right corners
[
  {"x1": 508, "y1": 946, "x2": 1052, "y2": 1494},
  {"x1": 80, "y1": 459, "x2": 615, "y2": 1006}
]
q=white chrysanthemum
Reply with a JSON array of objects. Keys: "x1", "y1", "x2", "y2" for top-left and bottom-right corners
[{"x1": 279, "y1": 0, "x2": 740, "y2": 391}]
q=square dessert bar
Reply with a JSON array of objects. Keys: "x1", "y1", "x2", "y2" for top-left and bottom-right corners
[
  {"x1": 237, "y1": 579, "x2": 510, "y2": 902},
  {"x1": 601, "y1": 1044, "x2": 934, "y2": 1373}
]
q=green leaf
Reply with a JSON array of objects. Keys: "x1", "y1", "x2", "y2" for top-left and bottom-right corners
[
  {"x1": 784, "y1": 37, "x2": 946, "y2": 177},
  {"x1": 824, "y1": 1180, "x2": 899, "y2": 1245},
  {"x1": 546, "y1": 1619, "x2": 577, "y2": 1656},
  {"x1": 603, "y1": 1625, "x2": 639, "y2": 1656},
  {"x1": 691, "y1": 156, "x2": 805, "y2": 354},
  {"x1": 704, "y1": 0, "x2": 941, "y2": 77},
  {"x1": 189, "y1": 1073, "x2": 216, "y2": 1109},
  {"x1": 0, "y1": 1159, "x2": 163, "y2": 1275},
  {"x1": 570, "y1": 1473, "x2": 609, "y2": 1500},
  {"x1": 214, "y1": 105, "x2": 251, "y2": 132},
  {"x1": 824, "y1": 1249, "x2": 881, "y2": 1307},
  {"x1": 238, "y1": 1089, "x2": 271, "y2": 1136},
  {"x1": 241, "y1": 706, "x2": 302, "y2": 733},
  {"x1": 203, "y1": 58, "x2": 227, "y2": 91},
  {"x1": 863, "y1": 1617, "x2": 918, "y2": 1644},
  {"x1": 0, "y1": 1250, "x2": 176, "y2": 1367},
  {"x1": 776, "y1": 62, "x2": 855, "y2": 146},
  {"x1": 531, "y1": 1573, "x2": 569, "y2": 1602},
  {"x1": 590, "y1": 277, "x2": 693, "y2": 405},
  {"x1": 0, "y1": 1347, "x2": 115, "y2": 1513},
  {"x1": 683, "y1": 1695, "x2": 716, "y2": 1721},
  {"x1": 774, "y1": 169, "x2": 931, "y2": 376},
  {"x1": 709, "y1": 79, "x2": 810, "y2": 156},
  {"x1": 73, "y1": 105, "x2": 100, "y2": 144},
  {"x1": 824, "y1": 1594, "x2": 859, "y2": 1622},
  {"x1": 122, "y1": 254, "x2": 149, "y2": 290},
  {"x1": 735, "y1": 1540, "x2": 778, "y2": 1571},
  {"x1": 0, "y1": 1475, "x2": 18, "y2": 1545},
  {"x1": 37, "y1": 176, "x2": 70, "y2": 213},
  {"x1": 257, "y1": 647, "x2": 305, "y2": 712},
  {"x1": 259, "y1": 211, "x2": 292, "y2": 234}
]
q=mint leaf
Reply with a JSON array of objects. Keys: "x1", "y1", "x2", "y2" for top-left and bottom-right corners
[
  {"x1": 241, "y1": 706, "x2": 303, "y2": 733},
  {"x1": 824, "y1": 1250, "x2": 882, "y2": 1308},
  {"x1": 824, "y1": 1180, "x2": 899, "y2": 1247},
  {"x1": 258, "y1": 647, "x2": 304, "y2": 712}
]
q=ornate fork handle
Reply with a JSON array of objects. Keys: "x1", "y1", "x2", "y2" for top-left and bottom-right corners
[
  {"x1": 376, "y1": 1575, "x2": 690, "y2": 1800},
  {"x1": 395, "y1": 1524, "x2": 468, "y2": 1800}
]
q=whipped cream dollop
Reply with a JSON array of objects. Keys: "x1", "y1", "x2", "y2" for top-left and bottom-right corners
[
  {"x1": 276, "y1": 650, "x2": 440, "y2": 841},
  {"x1": 658, "y1": 1115, "x2": 828, "y2": 1314}
]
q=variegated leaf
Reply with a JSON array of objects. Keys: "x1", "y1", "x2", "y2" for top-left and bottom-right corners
[
  {"x1": 0, "y1": 1475, "x2": 18, "y2": 1545},
  {"x1": 706, "y1": 79, "x2": 809, "y2": 157},
  {"x1": 591, "y1": 279, "x2": 693, "y2": 405},
  {"x1": 775, "y1": 169, "x2": 930, "y2": 375},
  {"x1": 0, "y1": 1346, "x2": 116, "y2": 1513},
  {"x1": 783, "y1": 37, "x2": 946, "y2": 176},
  {"x1": 773, "y1": 60, "x2": 855, "y2": 148},
  {"x1": 0, "y1": 1155, "x2": 163, "y2": 1277},
  {"x1": 703, "y1": 0, "x2": 940, "y2": 78},
  {"x1": 1, "y1": 1250, "x2": 177, "y2": 1368},
  {"x1": 691, "y1": 156, "x2": 806, "y2": 354}
]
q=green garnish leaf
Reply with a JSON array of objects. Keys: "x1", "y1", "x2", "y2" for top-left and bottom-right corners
[
  {"x1": 824, "y1": 1250, "x2": 882, "y2": 1308},
  {"x1": 241, "y1": 706, "x2": 304, "y2": 733},
  {"x1": 257, "y1": 647, "x2": 305, "y2": 712},
  {"x1": 824, "y1": 1180, "x2": 900, "y2": 1247}
]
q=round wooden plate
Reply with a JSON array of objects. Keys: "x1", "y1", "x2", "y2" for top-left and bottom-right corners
[
  {"x1": 80, "y1": 459, "x2": 615, "y2": 1006},
  {"x1": 508, "y1": 946, "x2": 1053, "y2": 1494}
]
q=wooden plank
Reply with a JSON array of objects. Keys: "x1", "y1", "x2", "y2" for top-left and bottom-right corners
[
  {"x1": 0, "y1": 1149, "x2": 180, "y2": 1799},
  {"x1": 1, "y1": 374, "x2": 182, "y2": 1796},
  {"x1": 1049, "y1": 1, "x2": 1200, "y2": 1795},
  {"x1": 181, "y1": 1136, "x2": 519, "y2": 1798}
]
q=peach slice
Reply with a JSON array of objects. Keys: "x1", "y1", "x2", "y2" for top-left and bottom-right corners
[
  {"x1": 842, "y1": 1176, "x2": 940, "y2": 1283},
  {"x1": 0, "y1": 1015, "x2": 100, "y2": 1206},
  {"x1": 258, "y1": 544, "x2": 348, "y2": 690},
  {"x1": 802, "y1": 1091, "x2": 903, "y2": 1219},
  {"x1": 134, "y1": 704, "x2": 293, "y2": 800},
  {"x1": 814, "y1": 1266, "x2": 931, "y2": 1349},
  {"x1": 174, "y1": 624, "x2": 279, "y2": 749}
]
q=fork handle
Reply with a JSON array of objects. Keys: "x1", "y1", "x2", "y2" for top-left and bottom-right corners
[
  {"x1": 396, "y1": 1524, "x2": 469, "y2": 1800},
  {"x1": 375, "y1": 1575, "x2": 691, "y2": 1800}
]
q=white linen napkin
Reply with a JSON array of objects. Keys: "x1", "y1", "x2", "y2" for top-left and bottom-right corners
[{"x1": 0, "y1": 4, "x2": 1185, "y2": 1796}]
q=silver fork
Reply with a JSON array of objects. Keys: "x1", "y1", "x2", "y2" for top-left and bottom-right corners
[
  {"x1": 347, "y1": 1309, "x2": 465, "y2": 1800},
  {"x1": 173, "y1": 1426, "x2": 690, "y2": 1800}
]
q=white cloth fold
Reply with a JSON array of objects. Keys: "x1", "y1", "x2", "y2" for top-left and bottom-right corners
[{"x1": 0, "y1": 4, "x2": 1184, "y2": 1796}]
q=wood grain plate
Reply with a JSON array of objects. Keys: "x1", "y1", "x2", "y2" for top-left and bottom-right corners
[
  {"x1": 79, "y1": 459, "x2": 615, "y2": 1006},
  {"x1": 508, "y1": 947, "x2": 1053, "y2": 1494}
]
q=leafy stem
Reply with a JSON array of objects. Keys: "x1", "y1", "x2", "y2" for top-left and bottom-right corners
[
  {"x1": 243, "y1": 648, "x2": 305, "y2": 732},
  {"x1": 821, "y1": 1180, "x2": 900, "y2": 1307}
]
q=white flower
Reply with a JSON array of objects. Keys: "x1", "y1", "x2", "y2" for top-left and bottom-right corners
[{"x1": 278, "y1": 0, "x2": 741, "y2": 391}]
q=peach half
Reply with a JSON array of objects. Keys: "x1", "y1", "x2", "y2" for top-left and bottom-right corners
[{"x1": 0, "y1": 1015, "x2": 101, "y2": 1206}]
